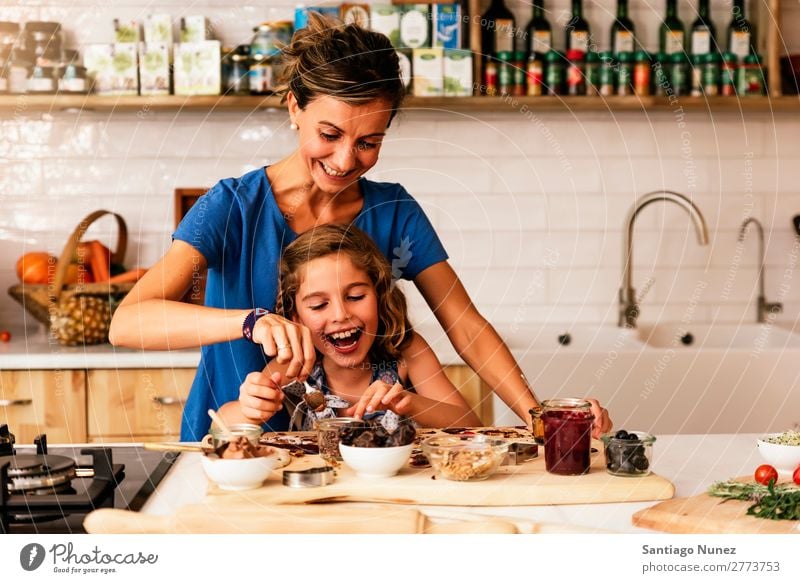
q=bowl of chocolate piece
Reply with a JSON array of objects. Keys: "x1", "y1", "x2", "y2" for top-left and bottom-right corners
[
  {"x1": 201, "y1": 436, "x2": 279, "y2": 491},
  {"x1": 338, "y1": 419, "x2": 416, "y2": 479}
]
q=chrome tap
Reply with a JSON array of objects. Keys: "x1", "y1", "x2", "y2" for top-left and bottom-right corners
[
  {"x1": 738, "y1": 217, "x2": 783, "y2": 323},
  {"x1": 619, "y1": 191, "x2": 709, "y2": 328}
]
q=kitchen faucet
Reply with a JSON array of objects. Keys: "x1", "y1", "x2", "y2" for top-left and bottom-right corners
[
  {"x1": 619, "y1": 190, "x2": 709, "y2": 328},
  {"x1": 738, "y1": 217, "x2": 783, "y2": 323}
]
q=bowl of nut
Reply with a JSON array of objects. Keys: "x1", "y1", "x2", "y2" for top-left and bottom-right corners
[
  {"x1": 337, "y1": 418, "x2": 416, "y2": 479},
  {"x1": 201, "y1": 436, "x2": 280, "y2": 491},
  {"x1": 421, "y1": 435, "x2": 509, "y2": 482}
]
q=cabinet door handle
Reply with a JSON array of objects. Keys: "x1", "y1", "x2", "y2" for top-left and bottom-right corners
[
  {"x1": 0, "y1": 398, "x2": 33, "y2": 407},
  {"x1": 152, "y1": 396, "x2": 186, "y2": 406}
]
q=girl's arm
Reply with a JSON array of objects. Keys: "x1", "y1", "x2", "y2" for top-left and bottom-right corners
[
  {"x1": 350, "y1": 332, "x2": 481, "y2": 428},
  {"x1": 109, "y1": 240, "x2": 316, "y2": 379},
  {"x1": 414, "y1": 262, "x2": 612, "y2": 436},
  {"x1": 218, "y1": 365, "x2": 286, "y2": 426}
]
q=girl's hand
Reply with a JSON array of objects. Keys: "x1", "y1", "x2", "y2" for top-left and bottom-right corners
[
  {"x1": 347, "y1": 380, "x2": 414, "y2": 419},
  {"x1": 238, "y1": 371, "x2": 285, "y2": 423},
  {"x1": 252, "y1": 313, "x2": 316, "y2": 380},
  {"x1": 586, "y1": 398, "x2": 613, "y2": 439}
]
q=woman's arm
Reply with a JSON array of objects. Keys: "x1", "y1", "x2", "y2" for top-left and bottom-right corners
[
  {"x1": 413, "y1": 262, "x2": 539, "y2": 422},
  {"x1": 109, "y1": 240, "x2": 316, "y2": 379}
]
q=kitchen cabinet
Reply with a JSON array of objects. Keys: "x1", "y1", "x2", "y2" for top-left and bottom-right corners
[
  {"x1": 87, "y1": 369, "x2": 194, "y2": 443},
  {"x1": 0, "y1": 369, "x2": 87, "y2": 443}
]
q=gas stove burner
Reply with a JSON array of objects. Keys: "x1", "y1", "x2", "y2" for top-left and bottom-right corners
[{"x1": 0, "y1": 454, "x2": 77, "y2": 494}]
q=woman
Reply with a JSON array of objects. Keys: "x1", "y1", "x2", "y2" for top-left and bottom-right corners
[{"x1": 110, "y1": 14, "x2": 611, "y2": 440}]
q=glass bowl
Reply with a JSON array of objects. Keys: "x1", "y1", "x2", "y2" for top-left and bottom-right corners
[
  {"x1": 600, "y1": 431, "x2": 655, "y2": 477},
  {"x1": 316, "y1": 417, "x2": 361, "y2": 462},
  {"x1": 421, "y1": 435, "x2": 509, "y2": 481},
  {"x1": 208, "y1": 423, "x2": 262, "y2": 449}
]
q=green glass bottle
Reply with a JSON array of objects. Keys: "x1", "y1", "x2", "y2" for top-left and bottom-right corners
[
  {"x1": 691, "y1": 0, "x2": 716, "y2": 55},
  {"x1": 566, "y1": 0, "x2": 590, "y2": 53},
  {"x1": 727, "y1": 0, "x2": 756, "y2": 59},
  {"x1": 660, "y1": 0, "x2": 685, "y2": 56},
  {"x1": 524, "y1": 0, "x2": 552, "y2": 58},
  {"x1": 611, "y1": 0, "x2": 636, "y2": 57}
]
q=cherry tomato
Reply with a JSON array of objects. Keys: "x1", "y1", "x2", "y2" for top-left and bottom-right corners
[
  {"x1": 793, "y1": 466, "x2": 800, "y2": 486},
  {"x1": 0, "y1": 330, "x2": 10, "y2": 343},
  {"x1": 754, "y1": 464, "x2": 778, "y2": 485}
]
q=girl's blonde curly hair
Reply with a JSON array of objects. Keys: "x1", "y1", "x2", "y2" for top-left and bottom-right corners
[{"x1": 275, "y1": 224, "x2": 412, "y2": 362}]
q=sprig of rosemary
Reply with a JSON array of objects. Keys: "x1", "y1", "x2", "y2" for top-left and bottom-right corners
[{"x1": 708, "y1": 480, "x2": 800, "y2": 521}]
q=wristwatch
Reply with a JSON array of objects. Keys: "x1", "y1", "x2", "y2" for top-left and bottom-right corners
[{"x1": 242, "y1": 308, "x2": 269, "y2": 342}]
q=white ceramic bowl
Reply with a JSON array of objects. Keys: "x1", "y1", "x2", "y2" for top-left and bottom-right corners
[
  {"x1": 757, "y1": 434, "x2": 800, "y2": 477},
  {"x1": 339, "y1": 443, "x2": 413, "y2": 479},
  {"x1": 200, "y1": 454, "x2": 279, "y2": 491}
]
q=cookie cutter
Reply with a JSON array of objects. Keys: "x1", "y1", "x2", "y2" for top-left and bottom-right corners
[
  {"x1": 502, "y1": 441, "x2": 539, "y2": 465},
  {"x1": 282, "y1": 466, "x2": 335, "y2": 488}
]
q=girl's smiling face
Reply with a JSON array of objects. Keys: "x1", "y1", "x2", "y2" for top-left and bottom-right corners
[
  {"x1": 287, "y1": 94, "x2": 391, "y2": 194},
  {"x1": 293, "y1": 253, "x2": 379, "y2": 368}
]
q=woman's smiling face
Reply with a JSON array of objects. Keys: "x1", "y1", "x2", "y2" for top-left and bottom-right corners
[
  {"x1": 288, "y1": 94, "x2": 391, "y2": 193},
  {"x1": 293, "y1": 253, "x2": 379, "y2": 368}
]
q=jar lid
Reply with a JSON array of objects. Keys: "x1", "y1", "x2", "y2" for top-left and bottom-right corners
[{"x1": 24, "y1": 21, "x2": 61, "y2": 34}]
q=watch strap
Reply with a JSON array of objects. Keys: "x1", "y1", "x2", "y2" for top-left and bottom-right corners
[{"x1": 242, "y1": 308, "x2": 269, "y2": 342}]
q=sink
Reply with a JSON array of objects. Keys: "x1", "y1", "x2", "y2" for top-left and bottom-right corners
[
  {"x1": 501, "y1": 325, "x2": 643, "y2": 352},
  {"x1": 637, "y1": 323, "x2": 800, "y2": 350}
]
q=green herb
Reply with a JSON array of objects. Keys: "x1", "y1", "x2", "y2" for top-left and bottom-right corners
[{"x1": 708, "y1": 480, "x2": 800, "y2": 521}]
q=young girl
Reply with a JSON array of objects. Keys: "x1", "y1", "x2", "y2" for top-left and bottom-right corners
[{"x1": 219, "y1": 224, "x2": 481, "y2": 429}]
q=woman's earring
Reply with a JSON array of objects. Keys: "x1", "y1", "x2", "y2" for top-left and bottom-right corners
[{"x1": 290, "y1": 122, "x2": 298, "y2": 131}]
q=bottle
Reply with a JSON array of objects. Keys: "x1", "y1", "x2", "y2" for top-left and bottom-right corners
[
  {"x1": 566, "y1": 49, "x2": 586, "y2": 96},
  {"x1": 660, "y1": 0, "x2": 685, "y2": 56},
  {"x1": 727, "y1": 0, "x2": 755, "y2": 60},
  {"x1": 481, "y1": 0, "x2": 516, "y2": 59},
  {"x1": 691, "y1": 0, "x2": 716, "y2": 56},
  {"x1": 524, "y1": 0, "x2": 552, "y2": 58},
  {"x1": 611, "y1": 0, "x2": 636, "y2": 56},
  {"x1": 565, "y1": 0, "x2": 590, "y2": 54}
]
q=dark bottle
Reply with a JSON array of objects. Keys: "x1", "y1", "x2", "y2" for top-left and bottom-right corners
[
  {"x1": 691, "y1": 0, "x2": 716, "y2": 55},
  {"x1": 523, "y1": 0, "x2": 552, "y2": 58},
  {"x1": 482, "y1": 0, "x2": 516, "y2": 59},
  {"x1": 727, "y1": 0, "x2": 755, "y2": 60},
  {"x1": 660, "y1": 0, "x2": 685, "y2": 56},
  {"x1": 565, "y1": 0, "x2": 590, "y2": 54},
  {"x1": 611, "y1": 0, "x2": 636, "y2": 56}
]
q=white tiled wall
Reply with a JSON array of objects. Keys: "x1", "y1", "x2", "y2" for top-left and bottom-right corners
[{"x1": 2, "y1": 0, "x2": 800, "y2": 334}]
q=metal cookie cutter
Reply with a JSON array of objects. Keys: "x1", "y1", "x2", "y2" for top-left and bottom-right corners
[
  {"x1": 282, "y1": 466, "x2": 335, "y2": 488},
  {"x1": 502, "y1": 441, "x2": 539, "y2": 465}
]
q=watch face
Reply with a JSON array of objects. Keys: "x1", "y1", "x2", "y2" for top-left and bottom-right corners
[{"x1": 255, "y1": 308, "x2": 269, "y2": 317}]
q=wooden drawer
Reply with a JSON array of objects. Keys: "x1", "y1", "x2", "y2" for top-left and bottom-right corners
[
  {"x1": 442, "y1": 365, "x2": 492, "y2": 425},
  {"x1": 0, "y1": 370, "x2": 86, "y2": 443},
  {"x1": 87, "y1": 369, "x2": 195, "y2": 439}
]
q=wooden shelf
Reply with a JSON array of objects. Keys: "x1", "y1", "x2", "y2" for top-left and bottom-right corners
[{"x1": 1, "y1": 93, "x2": 798, "y2": 115}]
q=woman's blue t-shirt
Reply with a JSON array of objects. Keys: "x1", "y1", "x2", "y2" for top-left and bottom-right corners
[{"x1": 172, "y1": 167, "x2": 448, "y2": 440}]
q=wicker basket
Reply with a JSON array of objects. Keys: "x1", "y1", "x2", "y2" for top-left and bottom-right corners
[{"x1": 8, "y1": 210, "x2": 135, "y2": 346}]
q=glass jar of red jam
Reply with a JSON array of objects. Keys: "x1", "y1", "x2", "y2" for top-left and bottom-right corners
[{"x1": 533, "y1": 398, "x2": 594, "y2": 475}]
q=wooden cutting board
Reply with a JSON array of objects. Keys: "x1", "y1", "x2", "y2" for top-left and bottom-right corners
[
  {"x1": 205, "y1": 438, "x2": 674, "y2": 507},
  {"x1": 633, "y1": 480, "x2": 800, "y2": 534}
]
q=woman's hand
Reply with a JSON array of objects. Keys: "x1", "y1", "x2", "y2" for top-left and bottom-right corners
[
  {"x1": 252, "y1": 314, "x2": 316, "y2": 380},
  {"x1": 587, "y1": 398, "x2": 612, "y2": 439},
  {"x1": 346, "y1": 380, "x2": 414, "y2": 419},
  {"x1": 238, "y1": 371, "x2": 285, "y2": 423}
]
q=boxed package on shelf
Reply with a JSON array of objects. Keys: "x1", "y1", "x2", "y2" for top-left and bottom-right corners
[
  {"x1": 174, "y1": 40, "x2": 221, "y2": 95},
  {"x1": 370, "y1": 4, "x2": 400, "y2": 47},
  {"x1": 144, "y1": 14, "x2": 172, "y2": 45},
  {"x1": 114, "y1": 19, "x2": 140, "y2": 43},
  {"x1": 84, "y1": 43, "x2": 139, "y2": 95},
  {"x1": 412, "y1": 47, "x2": 443, "y2": 96},
  {"x1": 180, "y1": 15, "x2": 211, "y2": 42},
  {"x1": 341, "y1": 4, "x2": 369, "y2": 27},
  {"x1": 400, "y1": 4, "x2": 429, "y2": 49},
  {"x1": 139, "y1": 42, "x2": 171, "y2": 95},
  {"x1": 444, "y1": 49, "x2": 472, "y2": 96},
  {"x1": 433, "y1": 3, "x2": 461, "y2": 49}
]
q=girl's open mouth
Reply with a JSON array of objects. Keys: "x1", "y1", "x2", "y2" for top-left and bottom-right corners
[{"x1": 324, "y1": 328, "x2": 363, "y2": 354}]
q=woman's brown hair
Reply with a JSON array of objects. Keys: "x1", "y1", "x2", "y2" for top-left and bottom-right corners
[
  {"x1": 275, "y1": 224, "x2": 412, "y2": 362},
  {"x1": 276, "y1": 12, "x2": 405, "y2": 124}
]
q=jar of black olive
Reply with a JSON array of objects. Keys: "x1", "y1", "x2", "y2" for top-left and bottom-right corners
[
  {"x1": 58, "y1": 49, "x2": 88, "y2": 94},
  {"x1": 27, "y1": 63, "x2": 57, "y2": 93},
  {"x1": 24, "y1": 21, "x2": 61, "y2": 66},
  {"x1": 222, "y1": 45, "x2": 251, "y2": 95}
]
